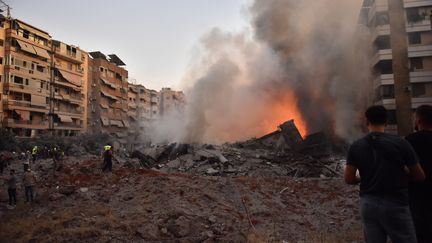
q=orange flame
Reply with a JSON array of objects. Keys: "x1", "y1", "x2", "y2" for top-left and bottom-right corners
[{"x1": 259, "y1": 91, "x2": 307, "y2": 138}]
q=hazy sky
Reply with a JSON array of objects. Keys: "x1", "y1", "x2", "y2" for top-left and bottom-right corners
[{"x1": 10, "y1": 0, "x2": 251, "y2": 90}]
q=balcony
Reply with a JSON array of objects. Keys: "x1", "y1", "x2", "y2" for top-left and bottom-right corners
[
  {"x1": 368, "y1": 0, "x2": 388, "y2": 23},
  {"x1": 3, "y1": 100, "x2": 48, "y2": 113},
  {"x1": 374, "y1": 74, "x2": 395, "y2": 87},
  {"x1": 408, "y1": 45, "x2": 432, "y2": 57},
  {"x1": 3, "y1": 119, "x2": 48, "y2": 129},
  {"x1": 404, "y1": 0, "x2": 432, "y2": 8},
  {"x1": 53, "y1": 122, "x2": 83, "y2": 131},
  {"x1": 410, "y1": 70, "x2": 432, "y2": 83},
  {"x1": 406, "y1": 19, "x2": 431, "y2": 32},
  {"x1": 371, "y1": 49, "x2": 392, "y2": 66}
]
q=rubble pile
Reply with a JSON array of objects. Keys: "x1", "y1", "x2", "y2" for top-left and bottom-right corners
[
  {"x1": 128, "y1": 120, "x2": 346, "y2": 178},
  {"x1": 0, "y1": 157, "x2": 362, "y2": 242}
]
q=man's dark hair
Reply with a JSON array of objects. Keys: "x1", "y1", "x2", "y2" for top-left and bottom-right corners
[
  {"x1": 365, "y1": 105, "x2": 388, "y2": 125},
  {"x1": 416, "y1": 105, "x2": 432, "y2": 126}
]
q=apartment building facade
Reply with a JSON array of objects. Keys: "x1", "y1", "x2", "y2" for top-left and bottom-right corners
[
  {"x1": 51, "y1": 40, "x2": 88, "y2": 136},
  {"x1": 159, "y1": 87, "x2": 186, "y2": 116},
  {"x1": 87, "y1": 51, "x2": 129, "y2": 138},
  {"x1": 1, "y1": 18, "x2": 52, "y2": 137},
  {"x1": 361, "y1": 0, "x2": 432, "y2": 134},
  {"x1": 0, "y1": 18, "x2": 89, "y2": 137}
]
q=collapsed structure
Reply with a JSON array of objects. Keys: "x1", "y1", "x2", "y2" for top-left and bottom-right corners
[{"x1": 0, "y1": 17, "x2": 185, "y2": 139}]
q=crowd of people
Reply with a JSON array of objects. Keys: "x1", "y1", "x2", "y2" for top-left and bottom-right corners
[
  {"x1": 0, "y1": 144, "x2": 114, "y2": 210},
  {"x1": 346, "y1": 104, "x2": 432, "y2": 243}
]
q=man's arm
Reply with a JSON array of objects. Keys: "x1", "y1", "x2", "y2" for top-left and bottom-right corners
[
  {"x1": 344, "y1": 165, "x2": 360, "y2": 185},
  {"x1": 407, "y1": 163, "x2": 425, "y2": 182}
]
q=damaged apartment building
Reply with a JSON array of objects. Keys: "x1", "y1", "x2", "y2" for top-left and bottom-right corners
[
  {"x1": 361, "y1": 0, "x2": 432, "y2": 135},
  {"x1": 87, "y1": 51, "x2": 129, "y2": 139},
  {"x1": 0, "y1": 18, "x2": 87, "y2": 137},
  {"x1": 0, "y1": 14, "x2": 185, "y2": 138}
]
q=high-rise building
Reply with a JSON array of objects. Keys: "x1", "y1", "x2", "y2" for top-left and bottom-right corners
[
  {"x1": 87, "y1": 51, "x2": 129, "y2": 138},
  {"x1": 361, "y1": 0, "x2": 432, "y2": 135},
  {"x1": 0, "y1": 18, "x2": 89, "y2": 137},
  {"x1": 1, "y1": 18, "x2": 52, "y2": 137},
  {"x1": 50, "y1": 40, "x2": 88, "y2": 136}
]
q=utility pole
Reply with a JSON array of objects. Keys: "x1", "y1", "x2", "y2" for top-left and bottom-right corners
[
  {"x1": 388, "y1": 0, "x2": 413, "y2": 136},
  {"x1": 0, "y1": 0, "x2": 11, "y2": 18}
]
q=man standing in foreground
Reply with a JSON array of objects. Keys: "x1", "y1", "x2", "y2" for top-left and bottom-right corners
[
  {"x1": 406, "y1": 105, "x2": 432, "y2": 243},
  {"x1": 345, "y1": 105, "x2": 425, "y2": 243}
]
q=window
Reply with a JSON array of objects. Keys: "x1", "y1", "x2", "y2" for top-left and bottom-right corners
[
  {"x1": 406, "y1": 8, "x2": 422, "y2": 23},
  {"x1": 376, "y1": 60, "x2": 393, "y2": 74},
  {"x1": 0, "y1": 57, "x2": 3, "y2": 65},
  {"x1": 14, "y1": 76, "x2": 23, "y2": 84},
  {"x1": 36, "y1": 65, "x2": 44, "y2": 72},
  {"x1": 23, "y1": 30, "x2": 30, "y2": 39},
  {"x1": 376, "y1": 12, "x2": 389, "y2": 26},
  {"x1": 408, "y1": 32, "x2": 421, "y2": 45},
  {"x1": 100, "y1": 67, "x2": 104, "y2": 72},
  {"x1": 23, "y1": 61, "x2": 27, "y2": 67},
  {"x1": 68, "y1": 63, "x2": 73, "y2": 70},
  {"x1": 412, "y1": 83, "x2": 426, "y2": 97},
  {"x1": 375, "y1": 36, "x2": 391, "y2": 50},
  {"x1": 410, "y1": 57, "x2": 423, "y2": 71},
  {"x1": 25, "y1": 79, "x2": 29, "y2": 85},
  {"x1": 0, "y1": 39, "x2": 3, "y2": 46}
]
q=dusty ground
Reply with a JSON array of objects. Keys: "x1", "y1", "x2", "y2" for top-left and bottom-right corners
[{"x1": 0, "y1": 157, "x2": 362, "y2": 243}]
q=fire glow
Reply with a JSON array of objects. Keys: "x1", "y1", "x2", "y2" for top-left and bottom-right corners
[{"x1": 259, "y1": 91, "x2": 307, "y2": 138}]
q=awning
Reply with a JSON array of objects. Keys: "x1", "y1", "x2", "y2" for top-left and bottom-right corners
[
  {"x1": 110, "y1": 119, "x2": 124, "y2": 127},
  {"x1": 100, "y1": 78, "x2": 116, "y2": 89},
  {"x1": 122, "y1": 120, "x2": 130, "y2": 128},
  {"x1": 17, "y1": 21, "x2": 51, "y2": 39},
  {"x1": 101, "y1": 91, "x2": 118, "y2": 100},
  {"x1": 58, "y1": 114, "x2": 73, "y2": 123},
  {"x1": 58, "y1": 70, "x2": 82, "y2": 86},
  {"x1": 32, "y1": 45, "x2": 50, "y2": 59},
  {"x1": 15, "y1": 110, "x2": 30, "y2": 121},
  {"x1": 101, "y1": 117, "x2": 110, "y2": 126},
  {"x1": 16, "y1": 39, "x2": 37, "y2": 55}
]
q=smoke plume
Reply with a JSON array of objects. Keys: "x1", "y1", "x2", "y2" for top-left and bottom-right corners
[{"x1": 150, "y1": 0, "x2": 371, "y2": 144}]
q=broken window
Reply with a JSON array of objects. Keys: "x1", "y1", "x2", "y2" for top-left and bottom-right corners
[
  {"x1": 412, "y1": 83, "x2": 426, "y2": 97},
  {"x1": 410, "y1": 57, "x2": 423, "y2": 71},
  {"x1": 408, "y1": 32, "x2": 422, "y2": 45}
]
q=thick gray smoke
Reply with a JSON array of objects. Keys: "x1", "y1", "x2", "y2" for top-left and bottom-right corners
[{"x1": 149, "y1": 0, "x2": 371, "y2": 144}]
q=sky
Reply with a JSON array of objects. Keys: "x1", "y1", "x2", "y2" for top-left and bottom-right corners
[{"x1": 10, "y1": 0, "x2": 251, "y2": 90}]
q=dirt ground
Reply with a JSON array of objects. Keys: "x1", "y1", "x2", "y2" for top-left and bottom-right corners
[{"x1": 0, "y1": 157, "x2": 362, "y2": 243}]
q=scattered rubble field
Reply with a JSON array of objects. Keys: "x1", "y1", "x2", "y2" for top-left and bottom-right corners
[{"x1": 0, "y1": 157, "x2": 362, "y2": 243}]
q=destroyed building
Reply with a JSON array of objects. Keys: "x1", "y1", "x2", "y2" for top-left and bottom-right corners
[{"x1": 159, "y1": 87, "x2": 186, "y2": 116}]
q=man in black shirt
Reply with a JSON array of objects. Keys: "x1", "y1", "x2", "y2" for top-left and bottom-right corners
[
  {"x1": 345, "y1": 105, "x2": 425, "y2": 243},
  {"x1": 406, "y1": 104, "x2": 432, "y2": 243}
]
